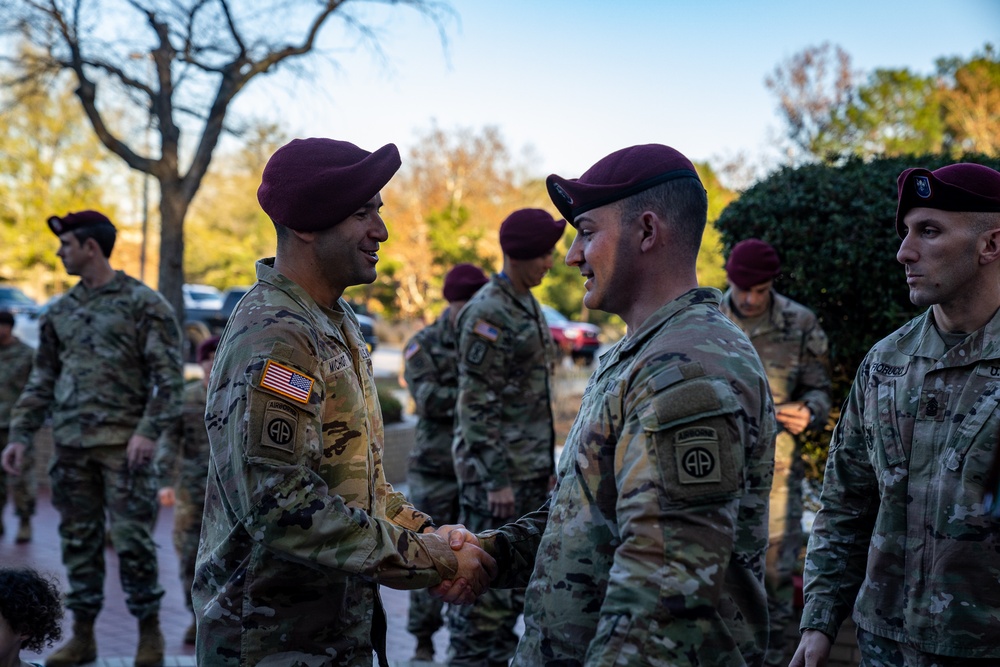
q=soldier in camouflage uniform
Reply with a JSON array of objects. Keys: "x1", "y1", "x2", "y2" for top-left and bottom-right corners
[
  {"x1": 0, "y1": 310, "x2": 35, "y2": 544},
  {"x1": 404, "y1": 263, "x2": 489, "y2": 662},
  {"x1": 719, "y1": 239, "x2": 831, "y2": 665},
  {"x1": 192, "y1": 138, "x2": 496, "y2": 667},
  {"x1": 1, "y1": 210, "x2": 183, "y2": 667},
  {"x1": 437, "y1": 144, "x2": 777, "y2": 666},
  {"x1": 447, "y1": 208, "x2": 564, "y2": 667},
  {"x1": 156, "y1": 335, "x2": 219, "y2": 645},
  {"x1": 792, "y1": 163, "x2": 1000, "y2": 666}
]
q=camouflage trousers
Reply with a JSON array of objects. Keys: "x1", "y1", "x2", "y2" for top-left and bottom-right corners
[
  {"x1": 856, "y1": 627, "x2": 1000, "y2": 666},
  {"x1": 0, "y1": 432, "x2": 36, "y2": 521},
  {"x1": 406, "y1": 470, "x2": 460, "y2": 640},
  {"x1": 448, "y1": 477, "x2": 551, "y2": 667},
  {"x1": 50, "y1": 444, "x2": 164, "y2": 620},
  {"x1": 764, "y1": 430, "x2": 805, "y2": 666},
  {"x1": 173, "y1": 484, "x2": 206, "y2": 612}
]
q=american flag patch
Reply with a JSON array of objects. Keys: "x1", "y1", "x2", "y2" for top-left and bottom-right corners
[
  {"x1": 260, "y1": 360, "x2": 313, "y2": 404},
  {"x1": 404, "y1": 341, "x2": 421, "y2": 360},
  {"x1": 473, "y1": 319, "x2": 500, "y2": 342}
]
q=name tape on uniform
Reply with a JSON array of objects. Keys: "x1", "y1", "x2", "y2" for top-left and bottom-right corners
[{"x1": 260, "y1": 359, "x2": 314, "y2": 404}]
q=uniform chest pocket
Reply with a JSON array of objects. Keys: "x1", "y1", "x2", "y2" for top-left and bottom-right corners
[
  {"x1": 638, "y1": 376, "x2": 743, "y2": 507},
  {"x1": 946, "y1": 384, "x2": 1000, "y2": 472},
  {"x1": 866, "y1": 380, "x2": 907, "y2": 467}
]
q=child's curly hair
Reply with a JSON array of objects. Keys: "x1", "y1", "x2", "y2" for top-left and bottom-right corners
[{"x1": 0, "y1": 567, "x2": 63, "y2": 653}]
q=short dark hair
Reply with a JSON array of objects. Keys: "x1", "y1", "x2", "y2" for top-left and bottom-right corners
[
  {"x1": 617, "y1": 178, "x2": 708, "y2": 257},
  {"x1": 0, "y1": 567, "x2": 63, "y2": 652},
  {"x1": 71, "y1": 222, "x2": 117, "y2": 258}
]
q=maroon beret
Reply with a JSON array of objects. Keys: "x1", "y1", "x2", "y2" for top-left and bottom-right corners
[
  {"x1": 546, "y1": 144, "x2": 702, "y2": 226},
  {"x1": 499, "y1": 209, "x2": 566, "y2": 260},
  {"x1": 257, "y1": 138, "x2": 401, "y2": 231},
  {"x1": 47, "y1": 210, "x2": 115, "y2": 235},
  {"x1": 725, "y1": 239, "x2": 781, "y2": 290},
  {"x1": 896, "y1": 163, "x2": 1000, "y2": 237},
  {"x1": 196, "y1": 336, "x2": 221, "y2": 363},
  {"x1": 443, "y1": 263, "x2": 489, "y2": 302}
]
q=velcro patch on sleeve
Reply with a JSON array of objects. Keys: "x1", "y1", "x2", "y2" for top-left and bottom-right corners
[
  {"x1": 467, "y1": 340, "x2": 489, "y2": 366},
  {"x1": 473, "y1": 319, "x2": 501, "y2": 342},
  {"x1": 404, "y1": 341, "x2": 421, "y2": 360},
  {"x1": 261, "y1": 400, "x2": 299, "y2": 454},
  {"x1": 674, "y1": 427, "x2": 722, "y2": 484},
  {"x1": 259, "y1": 359, "x2": 314, "y2": 404}
]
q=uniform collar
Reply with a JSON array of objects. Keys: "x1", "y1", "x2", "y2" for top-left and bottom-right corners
[
  {"x1": 255, "y1": 258, "x2": 343, "y2": 340},
  {"x1": 614, "y1": 287, "x2": 723, "y2": 358},
  {"x1": 896, "y1": 306, "x2": 1000, "y2": 363}
]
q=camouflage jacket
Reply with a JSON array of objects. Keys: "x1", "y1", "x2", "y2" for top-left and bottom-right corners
[
  {"x1": 403, "y1": 309, "x2": 459, "y2": 476},
  {"x1": 193, "y1": 259, "x2": 459, "y2": 667},
  {"x1": 453, "y1": 274, "x2": 555, "y2": 489},
  {"x1": 155, "y1": 379, "x2": 210, "y2": 494},
  {"x1": 481, "y1": 288, "x2": 777, "y2": 667},
  {"x1": 720, "y1": 288, "x2": 831, "y2": 423},
  {"x1": 0, "y1": 338, "x2": 33, "y2": 429},
  {"x1": 802, "y1": 308, "x2": 1000, "y2": 658},
  {"x1": 9, "y1": 271, "x2": 183, "y2": 447}
]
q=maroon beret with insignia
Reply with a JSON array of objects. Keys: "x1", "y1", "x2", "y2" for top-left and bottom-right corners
[
  {"x1": 196, "y1": 335, "x2": 221, "y2": 363},
  {"x1": 546, "y1": 144, "x2": 702, "y2": 226},
  {"x1": 725, "y1": 239, "x2": 781, "y2": 290},
  {"x1": 896, "y1": 163, "x2": 1000, "y2": 238},
  {"x1": 499, "y1": 208, "x2": 566, "y2": 260},
  {"x1": 443, "y1": 263, "x2": 489, "y2": 302},
  {"x1": 257, "y1": 138, "x2": 401, "y2": 231},
  {"x1": 47, "y1": 210, "x2": 115, "y2": 235}
]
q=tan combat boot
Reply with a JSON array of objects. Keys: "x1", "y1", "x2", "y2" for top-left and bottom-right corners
[
  {"x1": 135, "y1": 613, "x2": 165, "y2": 667},
  {"x1": 45, "y1": 617, "x2": 96, "y2": 667}
]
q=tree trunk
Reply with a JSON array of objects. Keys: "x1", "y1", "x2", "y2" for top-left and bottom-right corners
[{"x1": 158, "y1": 179, "x2": 189, "y2": 324}]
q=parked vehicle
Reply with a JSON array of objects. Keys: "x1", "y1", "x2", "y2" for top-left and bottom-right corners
[
  {"x1": 183, "y1": 285, "x2": 378, "y2": 355},
  {"x1": 541, "y1": 305, "x2": 601, "y2": 365}
]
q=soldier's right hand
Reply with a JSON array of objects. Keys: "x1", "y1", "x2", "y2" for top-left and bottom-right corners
[
  {"x1": 437, "y1": 542, "x2": 497, "y2": 605},
  {"x1": 789, "y1": 629, "x2": 832, "y2": 667},
  {"x1": 0, "y1": 442, "x2": 25, "y2": 475}
]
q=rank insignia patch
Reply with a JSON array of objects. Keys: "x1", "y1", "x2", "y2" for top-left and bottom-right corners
[{"x1": 260, "y1": 359, "x2": 313, "y2": 404}]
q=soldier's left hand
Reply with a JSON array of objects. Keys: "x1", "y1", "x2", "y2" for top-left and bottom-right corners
[
  {"x1": 775, "y1": 402, "x2": 812, "y2": 435},
  {"x1": 126, "y1": 434, "x2": 157, "y2": 470}
]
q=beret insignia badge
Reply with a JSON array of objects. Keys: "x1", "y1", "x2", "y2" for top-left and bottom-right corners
[
  {"x1": 915, "y1": 175, "x2": 932, "y2": 199},
  {"x1": 552, "y1": 182, "x2": 574, "y2": 205}
]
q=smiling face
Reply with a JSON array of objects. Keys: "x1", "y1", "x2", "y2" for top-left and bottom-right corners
[
  {"x1": 314, "y1": 193, "x2": 389, "y2": 295},
  {"x1": 896, "y1": 207, "x2": 982, "y2": 309},
  {"x1": 565, "y1": 203, "x2": 636, "y2": 317}
]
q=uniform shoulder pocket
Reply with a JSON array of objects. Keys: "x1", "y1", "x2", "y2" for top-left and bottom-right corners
[{"x1": 638, "y1": 373, "x2": 743, "y2": 505}]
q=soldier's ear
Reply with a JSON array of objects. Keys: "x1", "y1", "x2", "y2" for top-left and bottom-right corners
[{"x1": 979, "y1": 227, "x2": 1000, "y2": 266}]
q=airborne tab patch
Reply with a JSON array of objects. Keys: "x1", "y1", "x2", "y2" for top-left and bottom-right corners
[
  {"x1": 260, "y1": 359, "x2": 314, "y2": 404},
  {"x1": 473, "y1": 319, "x2": 500, "y2": 342},
  {"x1": 262, "y1": 400, "x2": 298, "y2": 453}
]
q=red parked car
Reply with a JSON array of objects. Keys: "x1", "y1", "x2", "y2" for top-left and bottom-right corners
[{"x1": 541, "y1": 305, "x2": 601, "y2": 365}]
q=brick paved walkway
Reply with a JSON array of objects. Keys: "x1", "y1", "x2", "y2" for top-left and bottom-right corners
[{"x1": 1, "y1": 488, "x2": 453, "y2": 666}]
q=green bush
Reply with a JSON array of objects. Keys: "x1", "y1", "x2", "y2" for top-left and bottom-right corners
[{"x1": 716, "y1": 154, "x2": 1000, "y2": 477}]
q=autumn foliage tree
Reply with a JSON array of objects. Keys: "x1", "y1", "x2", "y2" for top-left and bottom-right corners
[{"x1": 0, "y1": 0, "x2": 451, "y2": 319}]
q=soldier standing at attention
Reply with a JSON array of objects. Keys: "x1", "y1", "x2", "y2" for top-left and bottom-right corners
[
  {"x1": 0, "y1": 310, "x2": 35, "y2": 544},
  {"x1": 192, "y1": 137, "x2": 496, "y2": 667},
  {"x1": 1, "y1": 210, "x2": 184, "y2": 667},
  {"x1": 156, "y1": 335, "x2": 220, "y2": 646},
  {"x1": 791, "y1": 164, "x2": 1000, "y2": 667},
  {"x1": 437, "y1": 144, "x2": 777, "y2": 666},
  {"x1": 447, "y1": 208, "x2": 564, "y2": 667},
  {"x1": 719, "y1": 239, "x2": 831, "y2": 665},
  {"x1": 403, "y1": 263, "x2": 490, "y2": 662}
]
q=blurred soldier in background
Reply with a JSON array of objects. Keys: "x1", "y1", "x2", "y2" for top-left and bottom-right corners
[
  {"x1": 720, "y1": 238, "x2": 831, "y2": 665},
  {"x1": 403, "y1": 263, "x2": 489, "y2": 662},
  {"x1": 1, "y1": 210, "x2": 184, "y2": 667},
  {"x1": 156, "y1": 335, "x2": 220, "y2": 645},
  {"x1": 0, "y1": 310, "x2": 35, "y2": 544},
  {"x1": 448, "y1": 208, "x2": 564, "y2": 667}
]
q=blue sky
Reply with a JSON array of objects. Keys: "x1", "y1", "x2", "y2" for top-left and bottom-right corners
[{"x1": 240, "y1": 0, "x2": 999, "y2": 180}]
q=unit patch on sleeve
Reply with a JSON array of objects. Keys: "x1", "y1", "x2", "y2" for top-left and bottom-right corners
[
  {"x1": 674, "y1": 426, "x2": 722, "y2": 484},
  {"x1": 473, "y1": 319, "x2": 501, "y2": 342},
  {"x1": 467, "y1": 340, "x2": 489, "y2": 366},
  {"x1": 261, "y1": 399, "x2": 299, "y2": 453},
  {"x1": 260, "y1": 359, "x2": 314, "y2": 404}
]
